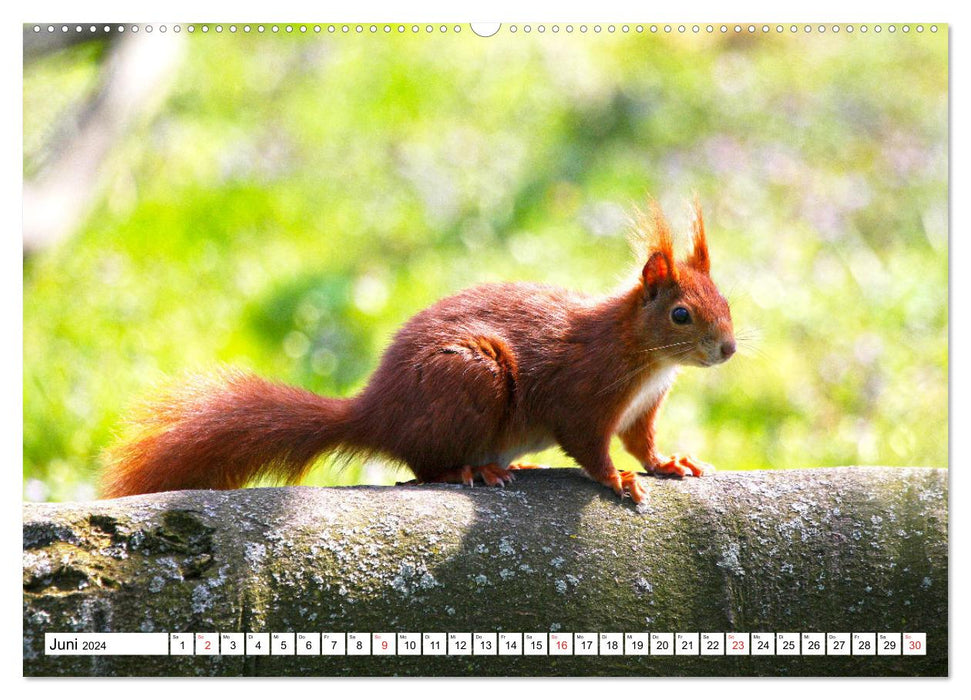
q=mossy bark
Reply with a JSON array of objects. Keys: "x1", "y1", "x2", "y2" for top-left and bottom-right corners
[{"x1": 23, "y1": 467, "x2": 947, "y2": 676}]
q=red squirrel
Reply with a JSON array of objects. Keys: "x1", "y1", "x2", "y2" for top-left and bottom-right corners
[{"x1": 102, "y1": 200, "x2": 735, "y2": 504}]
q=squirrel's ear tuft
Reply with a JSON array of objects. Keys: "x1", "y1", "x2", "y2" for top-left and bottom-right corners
[
  {"x1": 633, "y1": 199, "x2": 678, "y2": 300},
  {"x1": 685, "y1": 197, "x2": 710, "y2": 275}
]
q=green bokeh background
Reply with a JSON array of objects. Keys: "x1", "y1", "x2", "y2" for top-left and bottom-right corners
[{"x1": 23, "y1": 26, "x2": 948, "y2": 502}]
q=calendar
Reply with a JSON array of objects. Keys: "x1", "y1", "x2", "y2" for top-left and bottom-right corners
[
  {"x1": 22, "y1": 16, "x2": 948, "y2": 681},
  {"x1": 44, "y1": 631, "x2": 927, "y2": 657}
]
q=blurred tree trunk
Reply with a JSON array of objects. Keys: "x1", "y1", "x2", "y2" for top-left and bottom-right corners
[{"x1": 23, "y1": 28, "x2": 185, "y2": 254}]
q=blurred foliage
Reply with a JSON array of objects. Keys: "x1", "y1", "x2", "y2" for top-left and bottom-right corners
[{"x1": 23, "y1": 27, "x2": 948, "y2": 501}]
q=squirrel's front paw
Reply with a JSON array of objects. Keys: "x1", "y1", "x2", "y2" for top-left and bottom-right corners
[
  {"x1": 602, "y1": 470, "x2": 647, "y2": 504},
  {"x1": 647, "y1": 454, "x2": 713, "y2": 478}
]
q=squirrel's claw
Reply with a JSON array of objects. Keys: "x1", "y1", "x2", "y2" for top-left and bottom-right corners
[
  {"x1": 681, "y1": 455, "x2": 713, "y2": 477},
  {"x1": 607, "y1": 470, "x2": 647, "y2": 504},
  {"x1": 648, "y1": 454, "x2": 713, "y2": 478}
]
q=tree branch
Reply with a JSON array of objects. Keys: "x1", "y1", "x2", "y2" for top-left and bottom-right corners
[{"x1": 23, "y1": 467, "x2": 947, "y2": 676}]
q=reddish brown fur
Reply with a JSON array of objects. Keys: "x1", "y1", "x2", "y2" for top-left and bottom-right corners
[
  {"x1": 102, "y1": 201, "x2": 734, "y2": 502},
  {"x1": 103, "y1": 372, "x2": 357, "y2": 497}
]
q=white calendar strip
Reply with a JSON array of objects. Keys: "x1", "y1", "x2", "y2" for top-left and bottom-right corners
[{"x1": 44, "y1": 632, "x2": 927, "y2": 657}]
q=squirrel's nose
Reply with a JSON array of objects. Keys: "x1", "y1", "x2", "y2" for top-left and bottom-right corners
[{"x1": 720, "y1": 340, "x2": 736, "y2": 359}]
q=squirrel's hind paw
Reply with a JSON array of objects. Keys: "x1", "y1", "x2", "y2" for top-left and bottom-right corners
[
  {"x1": 424, "y1": 463, "x2": 515, "y2": 488},
  {"x1": 477, "y1": 463, "x2": 514, "y2": 487},
  {"x1": 648, "y1": 454, "x2": 713, "y2": 478}
]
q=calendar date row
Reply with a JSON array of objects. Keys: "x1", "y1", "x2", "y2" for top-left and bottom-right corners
[{"x1": 45, "y1": 632, "x2": 926, "y2": 657}]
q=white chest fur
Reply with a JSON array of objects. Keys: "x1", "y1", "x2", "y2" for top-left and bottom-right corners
[{"x1": 615, "y1": 366, "x2": 679, "y2": 433}]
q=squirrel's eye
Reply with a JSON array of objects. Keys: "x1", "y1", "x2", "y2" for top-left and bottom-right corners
[{"x1": 671, "y1": 307, "x2": 691, "y2": 325}]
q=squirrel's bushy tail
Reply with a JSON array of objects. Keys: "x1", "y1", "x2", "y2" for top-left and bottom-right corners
[{"x1": 102, "y1": 370, "x2": 357, "y2": 498}]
